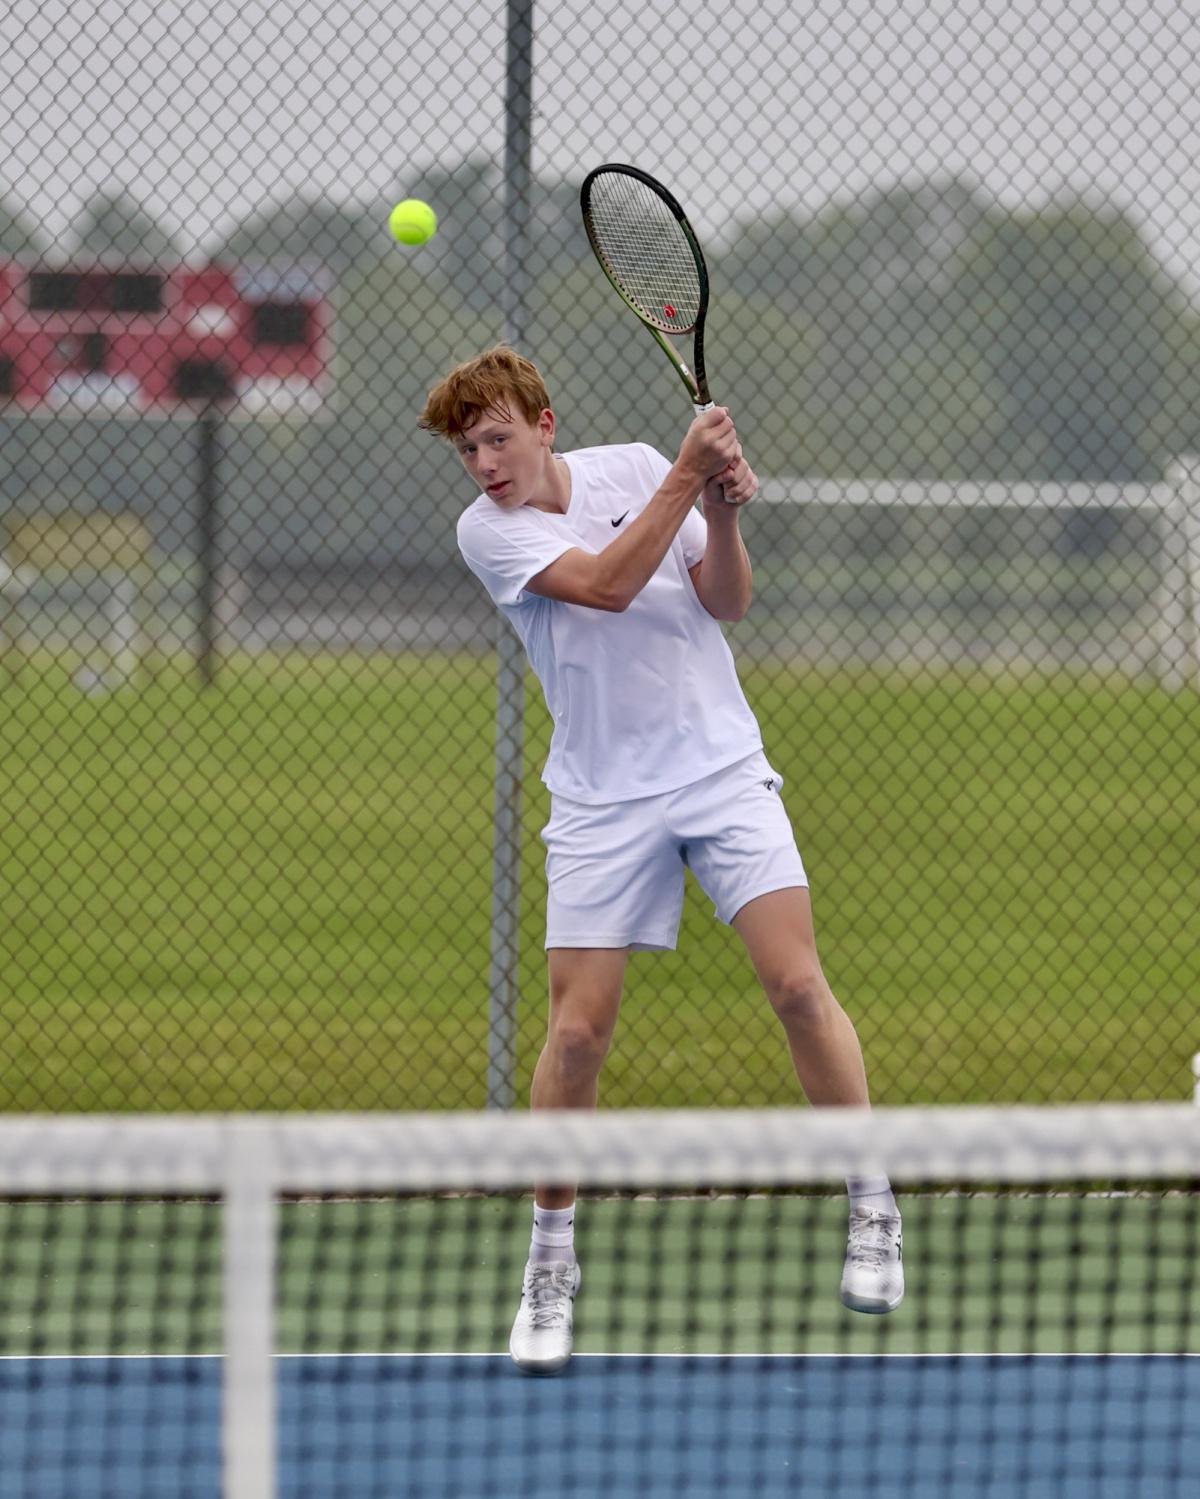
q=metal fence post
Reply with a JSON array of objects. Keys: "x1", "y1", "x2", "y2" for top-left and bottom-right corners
[{"x1": 487, "y1": 0, "x2": 535, "y2": 1111}]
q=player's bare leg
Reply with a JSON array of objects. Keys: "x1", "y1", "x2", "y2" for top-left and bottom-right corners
[
  {"x1": 731, "y1": 887, "x2": 869, "y2": 1107},
  {"x1": 511, "y1": 948, "x2": 628, "y2": 1373},
  {"x1": 732, "y1": 888, "x2": 904, "y2": 1313},
  {"x1": 532, "y1": 948, "x2": 628, "y2": 1130}
]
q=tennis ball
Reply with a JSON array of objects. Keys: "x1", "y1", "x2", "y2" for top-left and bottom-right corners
[{"x1": 388, "y1": 199, "x2": 438, "y2": 246}]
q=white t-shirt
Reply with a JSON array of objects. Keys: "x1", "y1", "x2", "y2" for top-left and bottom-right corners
[{"x1": 456, "y1": 441, "x2": 763, "y2": 805}]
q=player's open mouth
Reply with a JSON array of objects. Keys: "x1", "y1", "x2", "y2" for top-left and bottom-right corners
[{"x1": 488, "y1": 482, "x2": 511, "y2": 498}]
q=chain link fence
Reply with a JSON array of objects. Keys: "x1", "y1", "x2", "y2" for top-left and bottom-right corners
[{"x1": 1, "y1": 0, "x2": 1197, "y2": 1112}]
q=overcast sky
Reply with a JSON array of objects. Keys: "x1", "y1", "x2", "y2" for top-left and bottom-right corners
[{"x1": 4, "y1": 0, "x2": 1200, "y2": 295}]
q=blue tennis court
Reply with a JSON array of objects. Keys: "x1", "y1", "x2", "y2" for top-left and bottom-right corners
[{"x1": 3, "y1": 1353, "x2": 1198, "y2": 1498}]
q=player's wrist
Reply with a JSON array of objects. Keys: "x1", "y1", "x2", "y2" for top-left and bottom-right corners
[
  {"x1": 670, "y1": 455, "x2": 711, "y2": 495},
  {"x1": 703, "y1": 503, "x2": 742, "y2": 531},
  {"x1": 703, "y1": 495, "x2": 740, "y2": 519}
]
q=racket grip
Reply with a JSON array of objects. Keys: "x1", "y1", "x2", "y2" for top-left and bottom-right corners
[{"x1": 693, "y1": 402, "x2": 736, "y2": 504}]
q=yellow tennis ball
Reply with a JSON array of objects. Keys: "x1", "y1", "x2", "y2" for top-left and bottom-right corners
[{"x1": 388, "y1": 199, "x2": 438, "y2": 246}]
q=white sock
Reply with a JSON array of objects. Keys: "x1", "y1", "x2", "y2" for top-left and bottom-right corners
[
  {"x1": 530, "y1": 1203, "x2": 576, "y2": 1266},
  {"x1": 846, "y1": 1176, "x2": 899, "y2": 1219}
]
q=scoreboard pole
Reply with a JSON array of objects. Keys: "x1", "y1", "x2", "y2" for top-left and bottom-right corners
[{"x1": 195, "y1": 405, "x2": 223, "y2": 688}]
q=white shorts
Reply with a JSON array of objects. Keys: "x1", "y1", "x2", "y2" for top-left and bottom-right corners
[{"x1": 541, "y1": 749, "x2": 809, "y2": 952}]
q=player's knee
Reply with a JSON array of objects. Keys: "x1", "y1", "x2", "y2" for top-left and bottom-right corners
[
  {"x1": 547, "y1": 1014, "x2": 613, "y2": 1080},
  {"x1": 767, "y1": 971, "x2": 836, "y2": 1035}
]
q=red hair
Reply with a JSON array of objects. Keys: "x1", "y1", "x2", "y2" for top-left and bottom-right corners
[{"x1": 419, "y1": 346, "x2": 551, "y2": 438}]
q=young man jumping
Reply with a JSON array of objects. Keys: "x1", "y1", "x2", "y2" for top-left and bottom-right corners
[{"x1": 421, "y1": 346, "x2": 903, "y2": 1374}]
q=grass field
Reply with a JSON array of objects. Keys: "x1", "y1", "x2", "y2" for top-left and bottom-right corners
[{"x1": 1, "y1": 651, "x2": 1197, "y2": 1112}]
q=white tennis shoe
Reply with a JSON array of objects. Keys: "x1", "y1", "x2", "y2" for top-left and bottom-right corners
[
  {"x1": 840, "y1": 1207, "x2": 904, "y2": 1314},
  {"x1": 509, "y1": 1260, "x2": 582, "y2": 1374}
]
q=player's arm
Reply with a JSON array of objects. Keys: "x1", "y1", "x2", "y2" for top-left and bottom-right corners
[
  {"x1": 687, "y1": 458, "x2": 758, "y2": 622},
  {"x1": 526, "y1": 409, "x2": 738, "y2": 612}
]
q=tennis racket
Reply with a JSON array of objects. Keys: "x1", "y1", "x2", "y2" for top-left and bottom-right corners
[{"x1": 580, "y1": 163, "x2": 716, "y2": 416}]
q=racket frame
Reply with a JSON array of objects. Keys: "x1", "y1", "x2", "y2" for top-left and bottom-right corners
[{"x1": 580, "y1": 163, "x2": 714, "y2": 414}]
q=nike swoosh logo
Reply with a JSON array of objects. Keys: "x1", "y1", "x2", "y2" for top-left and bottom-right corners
[{"x1": 611, "y1": 511, "x2": 629, "y2": 527}]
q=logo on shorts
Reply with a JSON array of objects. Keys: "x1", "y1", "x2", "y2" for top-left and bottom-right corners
[
  {"x1": 762, "y1": 778, "x2": 777, "y2": 792},
  {"x1": 611, "y1": 511, "x2": 629, "y2": 527}
]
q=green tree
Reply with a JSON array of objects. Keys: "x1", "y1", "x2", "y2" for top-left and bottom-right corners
[
  {"x1": 246, "y1": 247, "x2": 495, "y2": 569},
  {"x1": 399, "y1": 158, "x2": 591, "y2": 315},
  {"x1": 75, "y1": 189, "x2": 180, "y2": 262},
  {"x1": 720, "y1": 179, "x2": 1003, "y2": 478},
  {"x1": 723, "y1": 176, "x2": 987, "y2": 315},
  {"x1": 0, "y1": 194, "x2": 47, "y2": 257},
  {"x1": 956, "y1": 201, "x2": 1180, "y2": 480},
  {"x1": 1148, "y1": 299, "x2": 1200, "y2": 462},
  {"x1": 721, "y1": 180, "x2": 1189, "y2": 481},
  {"x1": 212, "y1": 195, "x2": 379, "y2": 278}
]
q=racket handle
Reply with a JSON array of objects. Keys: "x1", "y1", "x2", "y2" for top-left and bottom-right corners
[{"x1": 692, "y1": 401, "x2": 735, "y2": 504}]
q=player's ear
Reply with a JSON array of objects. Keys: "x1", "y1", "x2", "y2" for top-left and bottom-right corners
[{"x1": 537, "y1": 407, "x2": 556, "y2": 446}]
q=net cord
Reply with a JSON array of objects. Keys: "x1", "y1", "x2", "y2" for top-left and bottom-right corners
[{"x1": 1, "y1": 1104, "x2": 1198, "y2": 1195}]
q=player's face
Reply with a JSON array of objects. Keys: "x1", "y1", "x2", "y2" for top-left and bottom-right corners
[{"x1": 454, "y1": 405, "x2": 554, "y2": 508}]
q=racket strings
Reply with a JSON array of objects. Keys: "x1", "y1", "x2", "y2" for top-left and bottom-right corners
[{"x1": 585, "y1": 174, "x2": 703, "y2": 332}]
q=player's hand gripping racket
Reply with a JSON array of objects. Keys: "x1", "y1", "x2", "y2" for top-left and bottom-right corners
[{"x1": 580, "y1": 163, "x2": 717, "y2": 417}]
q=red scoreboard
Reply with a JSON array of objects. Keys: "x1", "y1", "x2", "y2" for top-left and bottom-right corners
[{"x1": 0, "y1": 263, "x2": 331, "y2": 418}]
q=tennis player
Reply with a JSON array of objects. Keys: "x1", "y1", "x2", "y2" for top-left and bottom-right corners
[{"x1": 421, "y1": 346, "x2": 904, "y2": 1374}]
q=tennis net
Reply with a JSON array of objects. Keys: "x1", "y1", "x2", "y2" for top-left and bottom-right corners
[{"x1": 0, "y1": 1104, "x2": 1197, "y2": 1497}]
